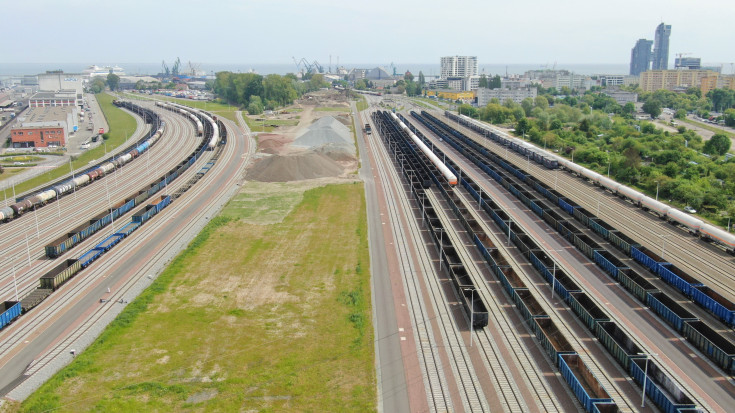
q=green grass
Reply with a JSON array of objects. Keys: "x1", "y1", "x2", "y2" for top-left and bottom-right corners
[
  {"x1": 0, "y1": 93, "x2": 136, "y2": 201},
  {"x1": 355, "y1": 96, "x2": 368, "y2": 112},
  {"x1": 314, "y1": 106, "x2": 350, "y2": 112},
  {"x1": 21, "y1": 183, "x2": 375, "y2": 412},
  {"x1": 240, "y1": 115, "x2": 274, "y2": 132}
]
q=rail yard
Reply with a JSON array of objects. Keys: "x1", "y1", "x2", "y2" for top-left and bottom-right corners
[
  {"x1": 357, "y1": 94, "x2": 735, "y2": 412},
  {"x1": 1, "y1": 90, "x2": 734, "y2": 411}
]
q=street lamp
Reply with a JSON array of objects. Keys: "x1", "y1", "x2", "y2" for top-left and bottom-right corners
[
  {"x1": 438, "y1": 228, "x2": 445, "y2": 270},
  {"x1": 606, "y1": 150, "x2": 611, "y2": 177},
  {"x1": 655, "y1": 181, "x2": 660, "y2": 202},
  {"x1": 638, "y1": 352, "x2": 658, "y2": 407}
]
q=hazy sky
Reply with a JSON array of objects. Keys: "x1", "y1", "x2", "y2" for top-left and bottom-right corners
[{"x1": 3, "y1": 0, "x2": 734, "y2": 67}]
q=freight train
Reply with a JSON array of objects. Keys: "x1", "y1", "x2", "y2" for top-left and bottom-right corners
[
  {"x1": 0, "y1": 100, "x2": 225, "y2": 331},
  {"x1": 0, "y1": 104, "x2": 165, "y2": 223},
  {"x1": 155, "y1": 101, "x2": 219, "y2": 150},
  {"x1": 447, "y1": 111, "x2": 735, "y2": 254},
  {"x1": 409, "y1": 111, "x2": 701, "y2": 412}
]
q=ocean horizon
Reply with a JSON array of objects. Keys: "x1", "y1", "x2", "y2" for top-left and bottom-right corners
[{"x1": 2, "y1": 62, "x2": 732, "y2": 77}]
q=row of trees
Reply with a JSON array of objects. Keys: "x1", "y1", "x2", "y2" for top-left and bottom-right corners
[{"x1": 212, "y1": 72, "x2": 327, "y2": 114}]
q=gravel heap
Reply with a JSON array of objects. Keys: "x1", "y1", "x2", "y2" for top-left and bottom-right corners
[
  {"x1": 292, "y1": 116, "x2": 355, "y2": 154},
  {"x1": 246, "y1": 152, "x2": 344, "y2": 182}
]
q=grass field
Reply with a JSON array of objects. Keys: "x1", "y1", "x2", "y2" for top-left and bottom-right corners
[
  {"x1": 0, "y1": 93, "x2": 136, "y2": 201},
  {"x1": 21, "y1": 183, "x2": 375, "y2": 412},
  {"x1": 356, "y1": 96, "x2": 368, "y2": 112}
]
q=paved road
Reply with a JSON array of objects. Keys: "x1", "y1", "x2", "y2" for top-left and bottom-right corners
[{"x1": 351, "y1": 100, "x2": 410, "y2": 413}]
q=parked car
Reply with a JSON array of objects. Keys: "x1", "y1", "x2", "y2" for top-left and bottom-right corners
[{"x1": 684, "y1": 206, "x2": 697, "y2": 214}]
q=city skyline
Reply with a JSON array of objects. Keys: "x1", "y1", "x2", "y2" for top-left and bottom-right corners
[{"x1": 2, "y1": 0, "x2": 734, "y2": 67}]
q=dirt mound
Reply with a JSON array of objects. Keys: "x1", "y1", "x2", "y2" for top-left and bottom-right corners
[
  {"x1": 309, "y1": 116, "x2": 351, "y2": 135},
  {"x1": 257, "y1": 134, "x2": 290, "y2": 154},
  {"x1": 292, "y1": 128, "x2": 353, "y2": 149},
  {"x1": 246, "y1": 151, "x2": 345, "y2": 182}
]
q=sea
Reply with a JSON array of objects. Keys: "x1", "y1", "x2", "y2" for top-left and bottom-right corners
[
  {"x1": 0, "y1": 62, "x2": 636, "y2": 78},
  {"x1": 3, "y1": 62, "x2": 732, "y2": 78}
]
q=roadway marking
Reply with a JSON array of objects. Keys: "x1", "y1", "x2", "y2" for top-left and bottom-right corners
[
  {"x1": 399, "y1": 328, "x2": 404, "y2": 332},
  {"x1": 401, "y1": 337, "x2": 407, "y2": 341}
]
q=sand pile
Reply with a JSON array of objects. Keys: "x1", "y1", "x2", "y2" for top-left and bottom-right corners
[{"x1": 246, "y1": 152, "x2": 345, "y2": 182}]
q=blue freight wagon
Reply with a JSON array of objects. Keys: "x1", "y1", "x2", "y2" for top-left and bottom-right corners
[
  {"x1": 631, "y1": 245, "x2": 667, "y2": 273},
  {"x1": 646, "y1": 292, "x2": 698, "y2": 332},
  {"x1": 94, "y1": 233, "x2": 124, "y2": 252},
  {"x1": 558, "y1": 353, "x2": 614, "y2": 412},
  {"x1": 114, "y1": 221, "x2": 141, "y2": 237},
  {"x1": 689, "y1": 285, "x2": 735, "y2": 327},
  {"x1": 593, "y1": 250, "x2": 628, "y2": 280},
  {"x1": 79, "y1": 248, "x2": 104, "y2": 268},
  {"x1": 629, "y1": 358, "x2": 696, "y2": 413},
  {"x1": 657, "y1": 263, "x2": 704, "y2": 298},
  {"x1": 0, "y1": 301, "x2": 22, "y2": 330},
  {"x1": 553, "y1": 272, "x2": 582, "y2": 302}
]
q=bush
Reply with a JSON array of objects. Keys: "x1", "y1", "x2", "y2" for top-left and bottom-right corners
[{"x1": 102, "y1": 133, "x2": 110, "y2": 140}]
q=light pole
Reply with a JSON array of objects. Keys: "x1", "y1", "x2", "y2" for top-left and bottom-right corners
[
  {"x1": 507, "y1": 219, "x2": 513, "y2": 245},
  {"x1": 469, "y1": 289, "x2": 474, "y2": 347},
  {"x1": 638, "y1": 353, "x2": 657, "y2": 407},
  {"x1": 655, "y1": 181, "x2": 660, "y2": 202},
  {"x1": 658, "y1": 234, "x2": 672, "y2": 261},
  {"x1": 606, "y1": 150, "x2": 611, "y2": 177},
  {"x1": 438, "y1": 228, "x2": 445, "y2": 271}
]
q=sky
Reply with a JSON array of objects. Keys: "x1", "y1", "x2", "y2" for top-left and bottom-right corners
[{"x1": 2, "y1": 0, "x2": 734, "y2": 71}]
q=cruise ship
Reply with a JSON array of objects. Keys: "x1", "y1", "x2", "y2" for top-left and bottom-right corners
[{"x1": 82, "y1": 65, "x2": 126, "y2": 77}]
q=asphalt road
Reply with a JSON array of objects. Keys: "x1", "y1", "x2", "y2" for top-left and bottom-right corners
[{"x1": 351, "y1": 100, "x2": 409, "y2": 413}]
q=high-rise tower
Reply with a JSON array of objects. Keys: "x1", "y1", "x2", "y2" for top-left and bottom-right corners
[
  {"x1": 652, "y1": 23, "x2": 672, "y2": 70},
  {"x1": 630, "y1": 39, "x2": 653, "y2": 76}
]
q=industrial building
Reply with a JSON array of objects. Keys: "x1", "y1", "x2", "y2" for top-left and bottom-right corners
[
  {"x1": 10, "y1": 106, "x2": 76, "y2": 148},
  {"x1": 476, "y1": 87, "x2": 537, "y2": 107},
  {"x1": 29, "y1": 91, "x2": 78, "y2": 108}
]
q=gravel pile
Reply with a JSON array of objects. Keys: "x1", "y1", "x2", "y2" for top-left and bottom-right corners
[
  {"x1": 246, "y1": 152, "x2": 345, "y2": 182},
  {"x1": 292, "y1": 116, "x2": 354, "y2": 154}
]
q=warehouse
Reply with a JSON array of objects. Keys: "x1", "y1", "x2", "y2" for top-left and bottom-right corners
[{"x1": 10, "y1": 106, "x2": 75, "y2": 148}]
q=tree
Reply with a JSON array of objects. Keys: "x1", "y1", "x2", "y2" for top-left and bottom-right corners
[
  {"x1": 642, "y1": 99, "x2": 661, "y2": 118},
  {"x1": 106, "y1": 73, "x2": 120, "y2": 91},
  {"x1": 515, "y1": 118, "x2": 531, "y2": 136},
  {"x1": 478, "y1": 74, "x2": 488, "y2": 88},
  {"x1": 707, "y1": 88, "x2": 735, "y2": 112},
  {"x1": 418, "y1": 71, "x2": 425, "y2": 87},
  {"x1": 521, "y1": 98, "x2": 534, "y2": 117},
  {"x1": 404, "y1": 72, "x2": 414, "y2": 82},
  {"x1": 90, "y1": 77, "x2": 106, "y2": 93},
  {"x1": 489, "y1": 75, "x2": 501, "y2": 89},
  {"x1": 622, "y1": 102, "x2": 635, "y2": 116},
  {"x1": 534, "y1": 96, "x2": 549, "y2": 110},
  {"x1": 724, "y1": 109, "x2": 735, "y2": 127},
  {"x1": 703, "y1": 134, "x2": 731, "y2": 156}
]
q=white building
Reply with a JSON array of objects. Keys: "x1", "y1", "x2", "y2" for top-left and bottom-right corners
[
  {"x1": 599, "y1": 75, "x2": 639, "y2": 87},
  {"x1": 440, "y1": 56, "x2": 478, "y2": 79},
  {"x1": 603, "y1": 90, "x2": 638, "y2": 105},
  {"x1": 555, "y1": 74, "x2": 595, "y2": 91},
  {"x1": 477, "y1": 88, "x2": 537, "y2": 106}
]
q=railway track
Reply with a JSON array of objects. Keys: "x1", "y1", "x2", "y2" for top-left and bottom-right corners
[
  {"x1": 413, "y1": 111, "x2": 734, "y2": 411},
  {"x1": 2, "y1": 116, "x2": 250, "y2": 396},
  {"x1": 444, "y1": 113, "x2": 735, "y2": 302},
  {"x1": 0, "y1": 108, "x2": 198, "y2": 303}
]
